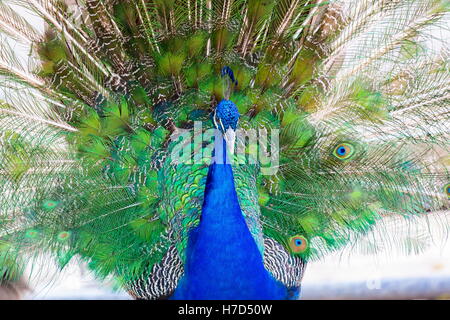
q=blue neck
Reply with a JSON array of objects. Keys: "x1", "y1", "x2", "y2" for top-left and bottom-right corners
[{"x1": 171, "y1": 134, "x2": 286, "y2": 300}]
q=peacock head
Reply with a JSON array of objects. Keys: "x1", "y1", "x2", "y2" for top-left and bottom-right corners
[
  {"x1": 214, "y1": 99, "x2": 240, "y2": 155},
  {"x1": 213, "y1": 67, "x2": 240, "y2": 154}
]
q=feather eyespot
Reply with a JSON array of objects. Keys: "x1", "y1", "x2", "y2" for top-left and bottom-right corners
[
  {"x1": 42, "y1": 200, "x2": 59, "y2": 211},
  {"x1": 57, "y1": 231, "x2": 71, "y2": 241},
  {"x1": 333, "y1": 143, "x2": 354, "y2": 160},
  {"x1": 445, "y1": 183, "x2": 450, "y2": 199},
  {"x1": 289, "y1": 235, "x2": 308, "y2": 253},
  {"x1": 25, "y1": 229, "x2": 39, "y2": 239}
]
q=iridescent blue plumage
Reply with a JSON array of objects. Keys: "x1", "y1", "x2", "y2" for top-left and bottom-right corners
[
  {"x1": 171, "y1": 136, "x2": 287, "y2": 299},
  {"x1": 171, "y1": 91, "x2": 287, "y2": 299},
  {"x1": 215, "y1": 99, "x2": 240, "y2": 131}
]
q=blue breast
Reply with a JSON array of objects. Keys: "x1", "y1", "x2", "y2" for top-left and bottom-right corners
[{"x1": 171, "y1": 137, "x2": 287, "y2": 300}]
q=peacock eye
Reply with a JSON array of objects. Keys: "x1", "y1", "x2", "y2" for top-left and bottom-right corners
[
  {"x1": 289, "y1": 235, "x2": 308, "y2": 253},
  {"x1": 445, "y1": 183, "x2": 450, "y2": 199},
  {"x1": 333, "y1": 143, "x2": 354, "y2": 160}
]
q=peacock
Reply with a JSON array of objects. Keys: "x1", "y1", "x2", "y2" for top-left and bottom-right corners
[{"x1": 0, "y1": 0, "x2": 448, "y2": 300}]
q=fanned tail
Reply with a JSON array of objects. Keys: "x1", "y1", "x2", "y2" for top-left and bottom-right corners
[{"x1": 0, "y1": 0, "x2": 447, "y2": 298}]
